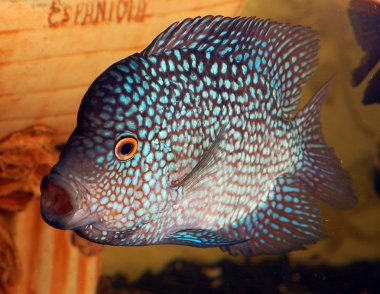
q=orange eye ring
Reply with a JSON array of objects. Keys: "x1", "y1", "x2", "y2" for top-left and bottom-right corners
[{"x1": 115, "y1": 137, "x2": 138, "y2": 160}]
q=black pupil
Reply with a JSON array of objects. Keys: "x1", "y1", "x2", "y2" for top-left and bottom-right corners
[{"x1": 120, "y1": 142, "x2": 133, "y2": 155}]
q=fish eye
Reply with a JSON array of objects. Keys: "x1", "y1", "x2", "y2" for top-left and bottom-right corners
[{"x1": 115, "y1": 137, "x2": 138, "y2": 160}]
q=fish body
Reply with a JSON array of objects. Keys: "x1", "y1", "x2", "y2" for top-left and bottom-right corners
[
  {"x1": 349, "y1": 0, "x2": 380, "y2": 104},
  {"x1": 41, "y1": 16, "x2": 356, "y2": 256}
]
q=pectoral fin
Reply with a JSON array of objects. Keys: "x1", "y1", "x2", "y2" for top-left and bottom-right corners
[{"x1": 171, "y1": 123, "x2": 231, "y2": 194}]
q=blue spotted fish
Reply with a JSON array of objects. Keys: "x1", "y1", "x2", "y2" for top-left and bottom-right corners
[{"x1": 40, "y1": 16, "x2": 356, "y2": 256}]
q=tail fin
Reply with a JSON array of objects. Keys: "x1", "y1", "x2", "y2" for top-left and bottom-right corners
[{"x1": 295, "y1": 80, "x2": 357, "y2": 209}]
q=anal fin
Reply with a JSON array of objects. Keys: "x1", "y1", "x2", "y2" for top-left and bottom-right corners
[
  {"x1": 221, "y1": 174, "x2": 326, "y2": 256},
  {"x1": 163, "y1": 229, "x2": 247, "y2": 247}
]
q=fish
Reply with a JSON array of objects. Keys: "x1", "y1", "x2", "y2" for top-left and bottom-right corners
[
  {"x1": 40, "y1": 16, "x2": 357, "y2": 256},
  {"x1": 373, "y1": 143, "x2": 380, "y2": 197},
  {"x1": 348, "y1": 0, "x2": 380, "y2": 104}
]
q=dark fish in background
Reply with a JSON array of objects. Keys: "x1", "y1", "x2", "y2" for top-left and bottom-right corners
[
  {"x1": 374, "y1": 143, "x2": 380, "y2": 196},
  {"x1": 40, "y1": 16, "x2": 356, "y2": 256},
  {"x1": 348, "y1": 0, "x2": 380, "y2": 104}
]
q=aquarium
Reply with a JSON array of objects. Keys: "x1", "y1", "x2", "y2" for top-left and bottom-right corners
[{"x1": 0, "y1": 0, "x2": 379, "y2": 293}]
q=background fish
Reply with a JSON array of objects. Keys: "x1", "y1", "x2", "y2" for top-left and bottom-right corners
[
  {"x1": 40, "y1": 16, "x2": 356, "y2": 256},
  {"x1": 348, "y1": 0, "x2": 380, "y2": 104}
]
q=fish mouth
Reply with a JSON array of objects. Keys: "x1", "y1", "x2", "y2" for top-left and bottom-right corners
[{"x1": 40, "y1": 172, "x2": 98, "y2": 230}]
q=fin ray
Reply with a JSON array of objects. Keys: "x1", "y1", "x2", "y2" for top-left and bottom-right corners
[
  {"x1": 295, "y1": 80, "x2": 357, "y2": 209},
  {"x1": 221, "y1": 174, "x2": 325, "y2": 256},
  {"x1": 172, "y1": 123, "x2": 229, "y2": 192}
]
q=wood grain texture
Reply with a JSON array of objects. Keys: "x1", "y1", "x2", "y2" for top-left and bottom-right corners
[
  {"x1": 0, "y1": 0, "x2": 246, "y2": 143},
  {"x1": 12, "y1": 198, "x2": 102, "y2": 294}
]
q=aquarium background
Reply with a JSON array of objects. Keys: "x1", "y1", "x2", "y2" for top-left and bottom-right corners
[{"x1": 0, "y1": 0, "x2": 379, "y2": 293}]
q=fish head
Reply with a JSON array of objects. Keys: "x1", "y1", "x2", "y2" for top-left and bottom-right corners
[{"x1": 40, "y1": 60, "x2": 176, "y2": 244}]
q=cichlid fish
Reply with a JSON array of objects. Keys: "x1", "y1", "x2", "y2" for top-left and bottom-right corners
[
  {"x1": 40, "y1": 16, "x2": 356, "y2": 256},
  {"x1": 349, "y1": 0, "x2": 380, "y2": 104}
]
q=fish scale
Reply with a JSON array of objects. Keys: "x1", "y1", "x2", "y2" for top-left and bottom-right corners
[{"x1": 40, "y1": 16, "x2": 356, "y2": 255}]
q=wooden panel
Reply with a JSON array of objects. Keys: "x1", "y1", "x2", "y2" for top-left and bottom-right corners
[
  {"x1": 0, "y1": 0, "x2": 245, "y2": 143},
  {"x1": 13, "y1": 198, "x2": 102, "y2": 294}
]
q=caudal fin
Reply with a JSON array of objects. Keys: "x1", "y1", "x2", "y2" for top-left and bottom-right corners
[{"x1": 295, "y1": 80, "x2": 357, "y2": 209}]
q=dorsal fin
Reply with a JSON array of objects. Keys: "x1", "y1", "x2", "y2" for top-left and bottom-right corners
[
  {"x1": 141, "y1": 16, "x2": 253, "y2": 57},
  {"x1": 141, "y1": 16, "x2": 320, "y2": 116}
]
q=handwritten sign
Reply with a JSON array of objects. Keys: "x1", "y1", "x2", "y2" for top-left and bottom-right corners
[{"x1": 48, "y1": 0, "x2": 148, "y2": 28}]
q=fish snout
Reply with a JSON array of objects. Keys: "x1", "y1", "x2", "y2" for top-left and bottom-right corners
[
  {"x1": 40, "y1": 173, "x2": 96, "y2": 230},
  {"x1": 40, "y1": 174, "x2": 76, "y2": 229}
]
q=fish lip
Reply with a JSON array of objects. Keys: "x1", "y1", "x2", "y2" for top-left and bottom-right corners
[
  {"x1": 43, "y1": 172, "x2": 80, "y2": 203},
  {"x1": 92, "y1": 221, "x2": 114, "y2": 231},
  {"x1": 40, "y1": 172, "x2": 98, "y2": 230},
  {"x1": 63, "y1": 211, "x2": 99, "y2": 230},
  {"x1": 74, "y1": 224, "x2": 137, "y2": 245}
]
